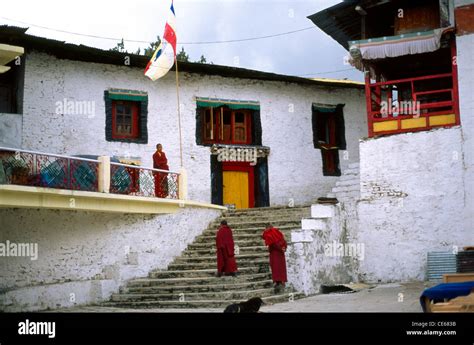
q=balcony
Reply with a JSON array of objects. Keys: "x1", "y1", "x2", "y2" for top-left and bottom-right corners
[
  {"x1": 0, "y1": 147, "x2": 225, "y2": 214},
  {"x1": 365, "y1": 72, "x2": 460, "y2": 137}
]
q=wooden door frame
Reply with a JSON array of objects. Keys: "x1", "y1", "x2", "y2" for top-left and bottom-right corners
[{"x1": 222, "y1": 162, "x2": 255, "y2": 208}]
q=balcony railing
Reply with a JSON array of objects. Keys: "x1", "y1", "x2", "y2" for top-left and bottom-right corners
[
  {"x1": 365, "y1": 72, "x2": 460, "y2": 137},
  {"x1": 110, "y1": 162, "x2": 179, "y2": 199},
  {"x1": 0, "y1": 147, "x2": 99, "y2": 192},
  {"x1": 0, "y1": 147, "x2": 181, "y2": 200}
]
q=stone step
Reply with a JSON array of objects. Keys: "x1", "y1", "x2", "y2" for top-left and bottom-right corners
[
  {"x1": 332, "y1": 185, "x2": 360, "y2": 194},
  {"x1": 104, "y1": 292, "x2": 304, "y2": 309},
  {"x1": 335, "y1": 179, "x2": 360, "y2": 188},
  {"x1": 149, "y1": 266, "x2": 269, "y2": 279},
  {"x1": 224, "y1": 205, "x2": 310, "y2": 215},
  {"x1": 194, "y1": 232, "x2": 291, "y2": 243},
  {"x1": 182, "y1": 246, "x2": 267, "y2": 257},
  {"x1": 220, "y1": 210, "x2": 310, "y2": 221},
  {"x1": 123, "y1": 278, "x2": 274, "y2": 295},
  {"x1": 343, "y1": 166, "x2": 360, "y2": 174},
  {"x1": 339, "y1": 174, "x2": 359, "y2": 182},
  {"x1": 334, "y1": 191, "x2": 360, "y2": 199},
  {"x1": 168, "y1": 259, "x2": 269, "y2": 271},
  {"x1": 187, "y1": 239, "x2": 264, "y2": 249},
  {"x1": 202, "y1": 224, "x2": 297, "y2": 236},
  {"x1": 209, "y1": 219, "x2": 301, "y2": 229},
  {"x1": 174, "y1": 253, "x2": 267, "y2": 264},
  {"x1": 108, "y1": 205, "x2": 305, "y2": 309},
  {"x1": 111, "y1": 287, "x2": 278, "y2": 302},
  {"x1": 348, "y1": 162, "x2": 360, "y2": 169}
]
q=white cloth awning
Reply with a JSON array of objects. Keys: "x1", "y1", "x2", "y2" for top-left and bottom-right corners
[{"x1": 347, "y1": 27, "x2": 453, "y2": 71}]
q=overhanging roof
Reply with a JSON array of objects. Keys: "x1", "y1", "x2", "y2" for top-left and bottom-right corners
[
  {"x1": 307, "y1": 0, "x2": 362, "y2": 50},
  {"x1": 0, "y1": 25, "x2": 363, "y2": 89}
]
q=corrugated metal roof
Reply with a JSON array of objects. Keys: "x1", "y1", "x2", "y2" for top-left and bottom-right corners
[
  {"x1": 0, "y1": 25, "x2": 364, "y2": 90},
  {"x1": 307, "y1": 0, "x2": 362, "y2": 50}
]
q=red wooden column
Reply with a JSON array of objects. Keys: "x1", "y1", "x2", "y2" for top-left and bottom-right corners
[{"x1": 451, "y1": 37, "x2": 461, "y2": 126}]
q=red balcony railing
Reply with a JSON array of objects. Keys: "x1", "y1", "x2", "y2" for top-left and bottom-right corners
[
  {"x1": 0, "y1": 147, "x2": 99, "y2": 192},
  {"x1": 365, "y1": 72, "x2": 460, "y2": 137},
  {"x1": 109, "y1": 162, "x2": 179, "y2": 199}
]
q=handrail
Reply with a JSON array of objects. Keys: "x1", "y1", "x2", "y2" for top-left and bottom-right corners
[
  {"x1": 0, "y1": 146, "x2": 100, "y2": 163},
  {"x1": 109, "y1": 161, "x2": 180, "y2": 175},
  {"x1": 368, "y1": 73, "x2": 452, "y2": 87}
]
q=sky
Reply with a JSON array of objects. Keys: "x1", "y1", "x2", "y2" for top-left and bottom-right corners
[{"x1": 0, "y1": 0, "x2": 363, "y2": 81}]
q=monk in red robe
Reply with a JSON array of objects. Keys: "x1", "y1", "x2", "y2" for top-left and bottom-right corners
[
  {"x1": 152, "y1": 144, "x2": 169, "y2": 198},
  {"x1": 262, "y1": 223, "x2": 287, "y2": 293},
  {"x1": 216, "y1": 220, "x2": 238, "y2": 277}
]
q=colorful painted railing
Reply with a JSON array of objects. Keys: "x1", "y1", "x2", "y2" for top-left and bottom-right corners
[
  {"x1": 0, "y1": 147, "x2": 99, "y2": 192},
  {"x1": 109, "y1": 162, "x2": 179, "y2": 199},
  {"x1": 365, "y1": 72, "x2": 460, "y2": 137},
  {"x1": 0, "y1": 147, "x2": 180, "y2": 200}
]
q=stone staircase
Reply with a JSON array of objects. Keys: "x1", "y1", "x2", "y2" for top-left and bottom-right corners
[
  {"x1": 104, "y1": 205, "x2": 310, "y2": 309},
  {"x1": 327, "y1": 162, "x2": 360, "y2": 203}
]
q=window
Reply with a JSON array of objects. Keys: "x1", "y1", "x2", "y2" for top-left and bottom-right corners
[
  {"x1": 0, "y1": 60, "x2": 24, "y2": 114},
  {"x1": 312, "y1": 104, "x2": 346, "y2": 176},
  {"x1": 104, "y1": 90, "x2": 148, "y2": 144},
  {"x1": 112, "y1": 101, "x2": 139, "y2": 139},
  {"x1": 201, "y1": 107, "x2": 252, "y2": 145}
]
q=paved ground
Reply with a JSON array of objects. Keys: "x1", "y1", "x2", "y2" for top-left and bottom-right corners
[{"x1": 52, "y1": 281, "x2": 433, "y2": 313}]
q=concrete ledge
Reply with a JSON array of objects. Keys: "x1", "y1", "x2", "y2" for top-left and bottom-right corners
[
  {"x1": 311, "y1": 204, "x2": 335, "y2": 218},
  {"x1": 291, "y1": 230, "x2": 314, "y2": 243},
  {"x1": 0, "y1": 279, "x2": 118, "y2": 312},
  {"x1": 301, "y1": 218, "x2": 326, "y2": 230},
  {"x1": 0, "y1": 185, "x2": 227, "y2": 214}
]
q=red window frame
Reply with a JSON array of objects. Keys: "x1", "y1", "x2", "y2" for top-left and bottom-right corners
[
  {"x1": 112, "y1": 100, "x2": 140, "y2": 139},
  {"x1": 202, "y1": 107, "x2": 252, "y2": 145}
]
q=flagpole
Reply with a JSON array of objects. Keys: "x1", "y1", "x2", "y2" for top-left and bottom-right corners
[{"x1": 174, "y1": 56, "x2": 184, "y2": 168}]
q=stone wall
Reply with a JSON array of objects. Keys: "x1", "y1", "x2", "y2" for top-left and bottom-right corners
[
  {"x1": 357, "y1": 127, "x2": 472, "y2": 282},
  {"x1": 0, "y1": 206, "x2": 221, "y2": 311}
]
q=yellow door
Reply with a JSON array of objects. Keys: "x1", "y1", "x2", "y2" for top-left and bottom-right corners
[{"x1": 223, "y1": 171, "x2": 249, "y2": 209}]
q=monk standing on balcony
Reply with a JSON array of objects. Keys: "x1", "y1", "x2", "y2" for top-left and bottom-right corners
[
  {"x1": 152, "y1": 143, "x2": 169, "y2": 198},
  {"x1": 262, "y1": 223, "x2": 287, "y2": 294},
  {"x1": 216, "y1": 220, "x2": 238, "y2": 277}
]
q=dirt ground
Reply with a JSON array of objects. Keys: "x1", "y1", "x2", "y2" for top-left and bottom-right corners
[{"x1": 52, "y1": 281, "x2": 433, "y2": 313}]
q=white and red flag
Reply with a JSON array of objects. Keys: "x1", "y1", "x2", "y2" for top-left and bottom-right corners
[{"x1": 144, "y1": 0, "x2": 177, "y2": 81}]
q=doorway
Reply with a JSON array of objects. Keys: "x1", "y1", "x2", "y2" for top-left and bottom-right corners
[{"x1": 222, "y1": 163, "x2": 254, "y2": 209}]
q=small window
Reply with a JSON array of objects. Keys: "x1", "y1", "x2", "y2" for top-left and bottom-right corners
[
  {"x1": 312, "y1": 104, "x2": 346, "y2": 176},
  {"x1": 105, "y1": 90, "x2": 148, "y2": 144},
  {"x1": 112, "y1": 101, "x2": 139, "y2": 139}
]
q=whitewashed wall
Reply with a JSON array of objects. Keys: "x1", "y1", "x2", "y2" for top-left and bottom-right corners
[
  {"x1": 356, "y1": 127, "x2": 473, "y2": 282},
  {"x1": 0, "y1": 206, "x2": 221, "y2": 311},
  {"x1": 0, "y1": 113, "x2": 22, "y2": 148},
  {"x1": 457, "y1": 32, "x2": 474, "y2": 245},
  {"x1": 21, "y1": 51, "x2": 367, "y2": 206},
  {"x1": 287, "y1": 204, "x2": 359, "y2": 295}
]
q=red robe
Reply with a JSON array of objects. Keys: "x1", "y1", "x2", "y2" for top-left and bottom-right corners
[
  {"x1": 153, "y1": 151, "x2": 169, "y2": 198},
  {"x1": 216, "y1": 225, "x2": 238, "y2": 274},
  {"x1": 262, "y1": 227, "x2": 287, "y2": 283}
]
